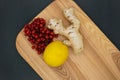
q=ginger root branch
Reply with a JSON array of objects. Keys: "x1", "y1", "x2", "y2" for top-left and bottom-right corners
[{"x1": 48, "y1": 8, "x2": 83, "y2": 54}]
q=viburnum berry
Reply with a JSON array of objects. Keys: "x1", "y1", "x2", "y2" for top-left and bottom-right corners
[{"x1": 23, "y1": 18, "x2": 58, "y2": 54}]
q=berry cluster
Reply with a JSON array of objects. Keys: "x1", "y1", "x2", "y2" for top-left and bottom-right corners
[{"x1": 24, "y1": 18, "x2": 58, "y2": 54}]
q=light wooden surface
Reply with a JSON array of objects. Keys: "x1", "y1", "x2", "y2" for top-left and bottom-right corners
[{"x1": 16, "y1": 0, "x2": 120, "y2": 80}]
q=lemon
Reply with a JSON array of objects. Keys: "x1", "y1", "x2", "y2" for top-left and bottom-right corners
[{"x1": 43, "y1": 41, "x2": 68, "y2": 67}]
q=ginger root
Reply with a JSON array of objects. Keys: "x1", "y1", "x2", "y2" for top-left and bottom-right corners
[{"x1": 47, "y1": 8, "x2": 83, "y2": 54}]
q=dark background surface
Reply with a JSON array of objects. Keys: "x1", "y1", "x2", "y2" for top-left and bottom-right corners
[{"x1": 0, "y1": 0, "x2": 120, "y2": 80}]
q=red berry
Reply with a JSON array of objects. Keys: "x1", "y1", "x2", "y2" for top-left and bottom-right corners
[
  {"x1": 32, "y1": 46, "x2": 35, "y2": 49},
  {"x1": 40, "y1": 24, "x2": 43, "y2": 27},
  {"x1": 46, "y1": 30, "x2": 50, "y2": 34},
  {"x1": 54, "y1": 34, "x2": 58, "y2": 38},
  {"x1": 49, "y1": 35, "x2": 53, "y2": 39},
  {"x1": 39, "y1": 34, "x2": 42, "y2": 37},
  {"x1": 37, "y1": 38, "x2": 41, "y2": 42},
  {"x1": 41, "y1": 30, "x2": 45, "y2": 33},
  {"x1": 34, "y1": 34, "x2": 38, "y2": 39},
  {"x1": 45, "y1": 35, "x2": 49, "y2": 39},
  {"x1": 50, "y1": 32, "x2": 54, "y2": 35},
  {"x1": 32, "y1": 30, "x2": 35, "y2": 34}
]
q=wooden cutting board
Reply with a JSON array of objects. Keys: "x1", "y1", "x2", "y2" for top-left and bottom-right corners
[{"x1": 16, "y1": 0, "x2": 120, "y2": 80}]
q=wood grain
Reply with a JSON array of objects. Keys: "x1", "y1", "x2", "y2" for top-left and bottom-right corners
[
  {"x1": 16, "y1": 0, "x2": 120, "y2": 80},
  {"x1": 112, "y1": 52, "x2": 120, "y2": 71}
]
